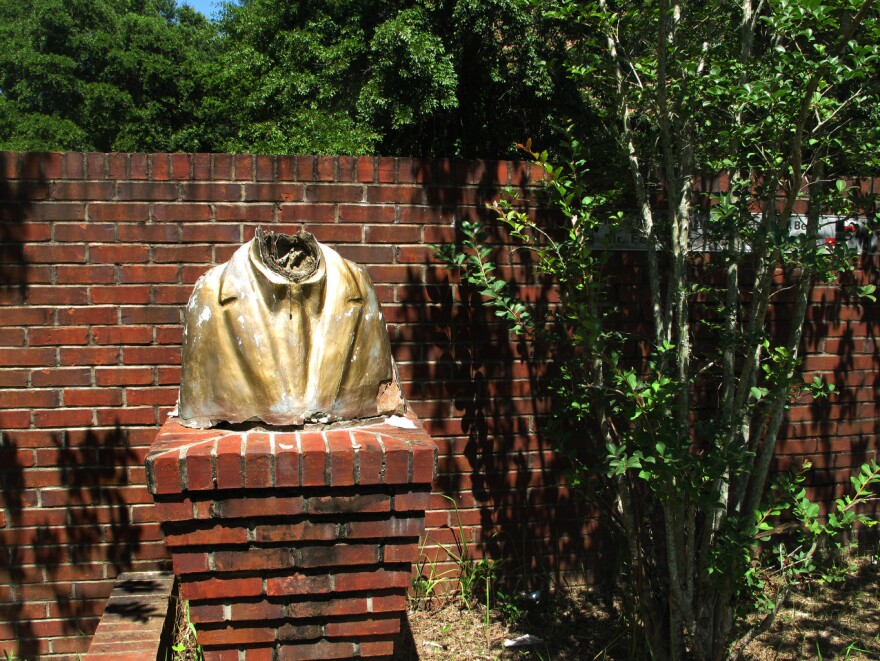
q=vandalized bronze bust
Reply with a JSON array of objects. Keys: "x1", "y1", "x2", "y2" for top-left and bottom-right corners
[{"x1": 178, "y1": 229, "x2": 404, "y2": 429}]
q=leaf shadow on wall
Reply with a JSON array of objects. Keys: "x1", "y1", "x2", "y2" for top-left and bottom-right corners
[
  {"x1": 0, "y1": 426, "x2": 145, "y2": 656},
  {"x1": 0, "y1": 153, "x2": 44, "y2": 305},
  {"x1": 799, "y1": 232, "x2": 880, "y2": 539},
  {"x1": 392, "y1": 159, "x2": 607, "y2": 594}
]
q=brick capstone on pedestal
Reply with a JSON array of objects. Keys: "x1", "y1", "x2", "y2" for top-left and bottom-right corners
[{"x1": 146, "y1": 413, "x2": 437, "y2": 661}]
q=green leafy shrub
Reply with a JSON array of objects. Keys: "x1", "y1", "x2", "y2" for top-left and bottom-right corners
[{"x1": 436, "y1": 1, "x2": 880, "y2": 658}]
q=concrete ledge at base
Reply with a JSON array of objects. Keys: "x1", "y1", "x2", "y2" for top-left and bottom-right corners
[{"x1": 85, "y1": 571, "x2": 177, "y2": 660}]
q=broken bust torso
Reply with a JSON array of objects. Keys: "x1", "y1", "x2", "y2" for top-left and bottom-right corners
[{"x1": 178, "y1": 229, "x2": 404, "y2": 429}]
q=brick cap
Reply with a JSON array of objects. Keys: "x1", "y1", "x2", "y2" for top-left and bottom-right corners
[{"x1": 146, "y1": 412, "x2": 437, "y2": 495}]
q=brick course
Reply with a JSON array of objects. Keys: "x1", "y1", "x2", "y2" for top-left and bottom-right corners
[{"x1": 0, "y1": 152, "x2": 877, "y2": 657}]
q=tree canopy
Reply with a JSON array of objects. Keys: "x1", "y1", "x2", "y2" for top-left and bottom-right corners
[
  {"x1": 0, "y1": 0, "x2": 587, "y2": 157},
  {"x1": 0, "y1": 0, "x2": 215, "y2": 152}
]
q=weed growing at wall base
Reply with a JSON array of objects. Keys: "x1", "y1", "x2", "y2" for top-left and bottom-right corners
[
  {"x1": 169, "y1": 599, "x2": 203, "y2": 661},
  {"x1": 412, "y1": 494, "x2": 528, "y2": 628}
]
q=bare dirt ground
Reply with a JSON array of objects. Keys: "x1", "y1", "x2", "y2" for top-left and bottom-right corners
[{"x1": 396, "y1": 554, "x2": 880, "y2": 660}]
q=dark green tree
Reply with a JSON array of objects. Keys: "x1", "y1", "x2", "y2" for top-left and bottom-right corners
[
  {"x1": 0, "y1": 0, "x2": 215, "y2": 152},
  {"x1": 0, "y1": 0, "x2": 593, "y2": 157},
  {"x1": 208, "y1": 0, "x2": 585, "y2": 157}
]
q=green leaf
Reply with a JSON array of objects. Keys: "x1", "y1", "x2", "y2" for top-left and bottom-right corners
[
  {"x1": 858, "y1": 284, "x2": 877, "y2": 302},
  {"x1": 625, "y1": 372, "x2": 639, "y2": 391}
]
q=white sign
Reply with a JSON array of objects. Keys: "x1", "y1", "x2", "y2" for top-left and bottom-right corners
[{"x1": 591, "y1": 215, "x2": 876, "y2": 252}]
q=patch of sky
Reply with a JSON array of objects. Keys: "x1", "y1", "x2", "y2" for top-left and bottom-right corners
[{"x1": 179, "y1": 0, "x2": 224, "y2": 20}]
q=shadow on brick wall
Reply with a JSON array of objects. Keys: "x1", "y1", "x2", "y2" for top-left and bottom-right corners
[
  {"x1": 803, "y1": 255, "x2": 880, "y2": 516},
  {"x1": 0, "y1": 153, "x2": 43, "y2": 305},
  {"x1": 1, "y1": 426, "x2": 144, "y2": 656},
  {"x1": 398, "y1": 159, "x2": 600, "y2": 588},
  {"x1": 800, "y1": 191, "x2": 879, "y2": 513}
]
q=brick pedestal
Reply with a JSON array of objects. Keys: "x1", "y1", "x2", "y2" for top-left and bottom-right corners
[{"x1": 145, "y1": 413, "x2": 436, "y2": 661}]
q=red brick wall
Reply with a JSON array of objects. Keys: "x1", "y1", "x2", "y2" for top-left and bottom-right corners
[{"x1": 0, "y1": 152, "x2": 877, "y2": 658}]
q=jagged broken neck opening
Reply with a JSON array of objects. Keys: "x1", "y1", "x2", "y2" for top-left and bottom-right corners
[{"x1": 256, "y1": 228, "x2": 321, "y2": 283}]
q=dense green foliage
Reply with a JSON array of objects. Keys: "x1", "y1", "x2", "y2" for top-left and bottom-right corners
[
  {"x1": 0, "y1": 0, "x2": 215, "y2": 152},
  {"x1": 0, "y1": 0, "x2": 584, "y2": 157}
]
